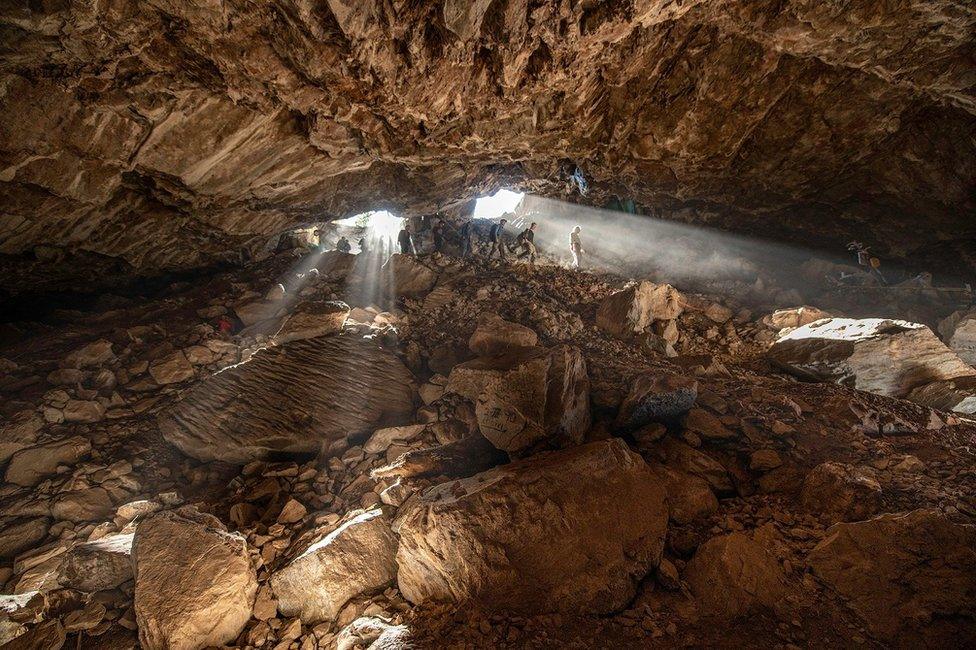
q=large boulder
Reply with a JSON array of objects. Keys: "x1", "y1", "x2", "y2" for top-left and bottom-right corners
[
  {"x1": 808, "y1": 510, "x2": 976, "y2": 643},
  {"x1": 380, "y1": 254, "x2": 438, "y2": 297},
  {"x1": 271, "y1": 509, "x2": 398, "y2": 624},
  {"x1": 394, "y1": 439, "x2": 668, "y2": 614},
  {"x1": 272, "y1": 300, "x2": 350, "y2": 344},
  {"x1": 596, "y1": 281, "x2": 685, "y2": 338},
  {"x1": 801, "y1": 462, "x2": 882, "y2": 523},
  {"x1": 613, "y1": 373, "x2": 697, "y2": 433},
  {"x1": 5, "y1": 436, "x2": 91, "y2": 487},
  {"x1": 768, "y1": 318, "x2": 976, "y2": 399},
  {"x1": 158, "y1": 336, "x2": 414, "y2": 463},
  {"x1": 445, "y1": 345, "x2": 589, "y2": 453},
  {"x1": 939, "y1": 310, "x2": 976, "y2": 366},
  {"x1": 468, "y1": 313, "x2": 538, "y2": 356},
  {"x1": 133, "y1": 507, "x2": 256, "y2": 650},
  {"x1": 684, "y1": 532, "x2": 788, "y2": 620}
]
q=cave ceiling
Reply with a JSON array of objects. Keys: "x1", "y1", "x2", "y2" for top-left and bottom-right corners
[{"x1": 0, "y1": 0, "x2": 974, "y2": 280}]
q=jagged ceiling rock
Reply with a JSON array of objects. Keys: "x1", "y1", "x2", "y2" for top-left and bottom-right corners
[{"x1": 1, "y1": 1, "x2": 973, "y2": 280}]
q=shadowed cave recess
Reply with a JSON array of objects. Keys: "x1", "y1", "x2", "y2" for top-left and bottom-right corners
[{"x1": 0, "y1": 1, "x2": 975, "y2": 649}]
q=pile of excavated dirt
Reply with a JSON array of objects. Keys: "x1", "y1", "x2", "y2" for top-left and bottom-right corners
[{"x1": 0, "y1": 246, "x2": 974, "y2": 649}]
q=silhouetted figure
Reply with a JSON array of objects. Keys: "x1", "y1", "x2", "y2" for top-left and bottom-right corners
[
  {"x1": 459, "y1": 220, "x2": 474, "y2": 258},
  {"x1": 488, "y1": 218, "x2": 508, "y2": 260},
  {"x1": 432, "y1": 219, "x2": 446, "y2": 253},
  {"x1": 516, "y1": 222, "x2": 538, "y2": 266},
  {"x1": 336, "y1": 236, "x2": 351, "y2": 253},
  {"x1": 570, "y1": 225, "x2": 583, "y2": 269},
  {"x1": 398, "y1": 227, "x2": 415, "y2": 255},
  {"x1": 358, "y1": 237, "x2": 367, "y2": 254}
]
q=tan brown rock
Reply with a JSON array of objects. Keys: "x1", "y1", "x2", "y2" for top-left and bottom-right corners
[
  {"x1": 5, "y1": 437, "x2": 91, "y2": 487},
  {"x1": 467, "y1": 313, "x2": 538, "y2": 356},
  {"x1": 808, "y1": 510, "x2": 976, "y2": 643},
  {"x1": 133, "y1": 507, "x2": 256, "y2": 650},
  {"x1": 148, "y1": 350, "x2": 195, "y2": 385},
  {"x1": 685, "y1": 532, "x2": 788, "y2": 620},
  {"x1": 271, "y1": 510, "x2": 397, "y2": 624},
  {"x1": 614, "y1": 373, "x2": 697, "y2": 433},
  {"x1": 768, "y1": 318, "x2": 976, "y2": 402},
  {"x1": 272, "y1": 301, "x2": 350, "y2": 344},
  {"x1": 597, "y1": 281, "x2": 685, "y2": 338},
  {"x1": 58, "y1": 533, "x2": 133, "y2": 592},
  {"x1": 447, "y1": 345, "x2": 589, "y2": 453},
  {"x1": 801, "y1": 462, "x2": 882, "y2": 523},
  {"x1": 395, "y1": 439, "x2": 667, "y2": 614}
]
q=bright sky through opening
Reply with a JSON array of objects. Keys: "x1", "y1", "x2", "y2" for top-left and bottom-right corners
[{"x1": 473, "y1": 189, "x2": 524, "y2": 219}]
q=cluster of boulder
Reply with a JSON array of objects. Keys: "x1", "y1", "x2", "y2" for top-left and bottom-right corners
[{"x1": 1, "y1": 248, "x2": 974, "y2": 648}]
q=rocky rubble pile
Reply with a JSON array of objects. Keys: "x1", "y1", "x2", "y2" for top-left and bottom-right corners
[{"x1": 0, "y1": 247, "x2": 974, "y2": 648}]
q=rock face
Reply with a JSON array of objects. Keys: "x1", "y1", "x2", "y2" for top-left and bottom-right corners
[
  {"x1": 808, "y1": 510, "x2": 976, "y2": 643},
  {"x1": 158, "y1": 336, "x2": 414, "y2": 462},
  {"x1": 0, "y1": 0, "x2": 974, "y2": 290},
  {"x1": 446, "y1": 345, "x2": 590, "y2": 453},
  {"x1": 271, "y1": 510, "x2": 398, "y2": 624},
  {"x1": 395, "y1": 439, "x2": 668, "y2": 614},
  {"x1": 768, "y1": 318, "x2": 976, "y2": 401},
  {"x1": 762, "y1": 307, "x2": 831, "y2": 331},
  {"x1": 468, "y1": 313, "x2": 538, "y2": 356},
  {"x1": 685, "y1": 532, "x2": 788, "y2": 620},
  {"x1": 800, "y1": 462, "x2": 882, "y2": 522},
  {"x1": 596, "y1": 282, "x2": 684, "y2": 338},
  {"x1": 940, "y1": 311, "x2": 976, "y2": 366},
  {"x1": 133, "y1": 507, "x2": 257, "y2": 650}
]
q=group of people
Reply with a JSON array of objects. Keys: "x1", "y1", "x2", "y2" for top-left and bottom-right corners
[
  {"x1": 311, "y1": 217, "x2": 587, "y2": 270},
  {"x1": 395, "y1": 217, "x2": 586, "y2": 269}
]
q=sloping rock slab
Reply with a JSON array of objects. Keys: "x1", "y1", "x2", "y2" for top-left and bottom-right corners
[
  {"x1": 394, "y1": 439, "x2": 667, "y2": 614},
  {"x1": 768, "y1": 318, "x2": 976, "y2": 398},
  {"x1": 808, "y1": 510, "x2": 976, "y2": 643},
  {"x1": 271, "y1": 509, "x2": 397, "y2": 624},
  {"x1": 158, "y1": 336, "x2": 414, "y2": 463}
]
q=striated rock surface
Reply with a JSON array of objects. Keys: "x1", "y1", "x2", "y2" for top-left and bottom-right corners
[
  {"x1": 394, "y1": 439, "x2": 667, "y2": 614},
  {"x1": 808, "y1": 510, "x2": 976, "y2": 643},
  {"x1": 0, "y1": 0, "x2": 974, "y2": 291},
  {"x1": 768, "y1": 318, "x2": 976, "y2": 402},
  {"x1": 158, "y1": 336, "x2": 414, "y2": 462}
]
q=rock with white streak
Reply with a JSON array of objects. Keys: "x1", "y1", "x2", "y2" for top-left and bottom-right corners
[
  {"x1": 271, "y1": 509, "x2": 398, "y2": 624},
  {"x1": 58, "y1": 532, "x2": 133, "y2": 592},
  {"x1": 768, "y1": 318, "x2": 976, "y2": 401}
]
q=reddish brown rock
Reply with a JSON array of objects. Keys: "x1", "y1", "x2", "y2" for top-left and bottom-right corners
[
  {"x1": 801, "y1": 462, "x2": 882, "y2": 523},
  {"x1": 395, "y1": 439, "x2": 667, "y2": 615}
]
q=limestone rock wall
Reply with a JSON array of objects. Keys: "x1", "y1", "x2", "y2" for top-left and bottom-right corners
[{"x1": 1, "y1": 0, "x2": 973, "y2": 282}]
